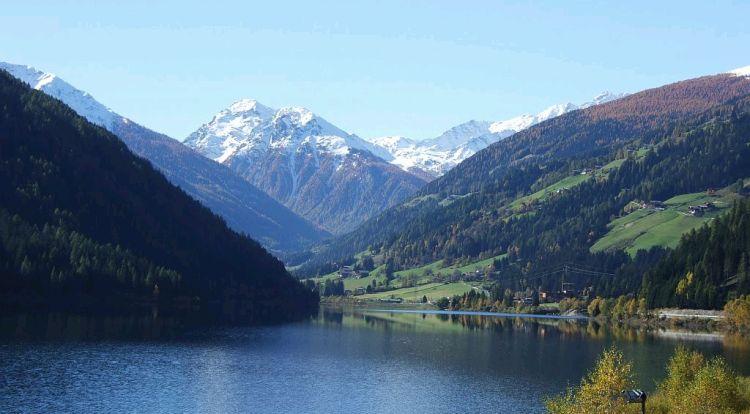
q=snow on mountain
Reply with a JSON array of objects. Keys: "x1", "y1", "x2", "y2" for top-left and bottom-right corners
[
  {"x1": 580, "y1": 91, "x2": 627, "y2": 108},
  {"x1": 487, "y1": 103, "x2": 577, "y2": 136},
  {"x1": 369, "y1": 92, "x2": 626, "y2": 178},
  {"x1": 0, "y1": 62, "x2": 121, "y2": 129},
  {"x1": 420, "y1": 120, "x2": 492, "y2": 151},
  {"x1": 187, "y1": 99, "x2": 274, "y2": 163},
  {"x1": 370, "y1": 135, "x2": 417, "y2": 152},
  {"x1": 0, "y1": 61, "x2": 329, "y2": 251},
  {"x1": 729, "y1": 65, "x2": 750, "y2": 78},
  {"x1": 186, "y1": 101, "x2": 392, "y2": 165},
  {"x1": 185, "y1": 101, "x2": 425, "y2": 234}
]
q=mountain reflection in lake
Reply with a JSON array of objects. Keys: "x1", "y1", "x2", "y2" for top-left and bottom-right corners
[{"x1": 1, "y1": 306, "x2": 749, "y2": 413}]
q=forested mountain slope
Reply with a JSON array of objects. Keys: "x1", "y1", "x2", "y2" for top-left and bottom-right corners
[
  {"x1": 432, "y1": 73, "x2": 750, "y2": 195},
  {"x1": 300, "y1": 72, "x2": 750, "y2": 295},
  {"x1": 0, "y1": 62, "x2": 328, "y2": 253},
  {"x1": 0, "y1": 70, "x2": 317, "y2": 319},
  {"x1": 641, "y1": 199, "x2": 750, "y2": 309},
  {"x1": 111, "y1": 120, "x2": 330, "y2": 251}
]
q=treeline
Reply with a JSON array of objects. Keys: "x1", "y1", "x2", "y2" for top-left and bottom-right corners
[
  {"x1": 641, "y1": 199, "x2": 750, "y2": 309},
  {"x1": 312, "y1": 279, "x2": 344, "y2": 297},
  {"x1": 0, "y1": 70, "x2": 317, "y2": 319}
]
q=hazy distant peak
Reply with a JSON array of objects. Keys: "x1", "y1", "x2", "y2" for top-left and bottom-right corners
[{"x1": 368, "y1": 92, "x2": 626, "y2": 178}]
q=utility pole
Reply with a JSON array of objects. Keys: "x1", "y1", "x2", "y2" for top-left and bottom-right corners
[{"x1": 561, "y1": 264, "x2": 567, "y2": 293}]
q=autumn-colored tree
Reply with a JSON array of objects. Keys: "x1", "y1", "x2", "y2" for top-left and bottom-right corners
[
  {"x1": 545, "y1": 347, "x2": 634, "y2": 414},
  {"x1": 725, "y1": 295, "x2": 750, "y2": 332},
  {"x1": 651, "y1": 346, "x2": 745, "y2": 414}
]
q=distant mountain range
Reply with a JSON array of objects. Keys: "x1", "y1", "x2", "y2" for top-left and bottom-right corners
[
  {"x1": 185, "y1": 100, "x2": 427, "y2": 234},
  {"x1": 182, "y1": 92, "x2": 625, "y2": 233},
  {"x1": 369, "y1": 92, "x2": 626, "y2": 178},
  {"x1": 0, "y1": 62, "x2": 329, "y2": 253},
  {"x1": 0, "y1": 61, "x2": 631, "y2": 238}
]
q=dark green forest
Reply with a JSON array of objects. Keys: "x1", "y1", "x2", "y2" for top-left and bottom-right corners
[{"x1": 0, "y1": 70, "x2": 317, "y2": 320}]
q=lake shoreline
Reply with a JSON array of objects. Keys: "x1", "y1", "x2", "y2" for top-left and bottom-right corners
[{"x1": 324, "y1": 300, "x2": 733, "y2": 335}]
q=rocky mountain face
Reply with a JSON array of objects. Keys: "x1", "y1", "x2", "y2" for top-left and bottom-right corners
[
  {"x1": 370, "y1": 93, "x2": 626, "y2": 178},
  {"x1": 0, "y1": 62, "x2": 328, "y2": 252},
  {"x1": 185, "y1": 101, "x2": 427, "y2": 234}
]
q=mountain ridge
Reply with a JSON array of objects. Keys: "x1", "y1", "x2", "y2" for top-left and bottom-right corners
[
  {"x1": 185, "y1": 100, "x2": 426, "y2": 234},
  {"x1": 368, "y1": 92, "x2": 626, "y2": 178},
  {"x1": 0, "y1": 70, "x2": 317, "y2": 318},
  {"x1": 0, "y1": 62, "x2": 329, "y2": 252}
]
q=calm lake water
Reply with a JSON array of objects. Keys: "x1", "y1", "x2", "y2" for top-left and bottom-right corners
[{"x1": 2, "y1": 306, "x2": 750, "y2": 413}]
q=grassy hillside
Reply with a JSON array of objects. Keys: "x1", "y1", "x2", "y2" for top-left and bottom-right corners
[
  {"x1": 305, "y1": 252, "x2": 503, "y2": 299},
  {"x1": 508, "y1": 157, "x2": 627, "y2": 211},
  {"x1": 358, "y1": 282, "x2": 478, "y2": 302},
  {"x1": 642, "y1": 199, "x2": 750, "y2": 309},
  {"x1": 591, "y1": 182, "x2": 745, "y2": 256}
]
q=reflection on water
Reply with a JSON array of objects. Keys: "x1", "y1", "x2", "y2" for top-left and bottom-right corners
[
  {"x1": 0, "y1": 311, "x2": 192, "y2": 341},
  {"x1": 315, "y1": 306, "x2": 750, "y2": 380},
  {"x1": 318, "y1": 305, "x2": 746, "y2": 346},
  {"x1": 1, "y1": 306, "x2": 750, "y2": 413}
]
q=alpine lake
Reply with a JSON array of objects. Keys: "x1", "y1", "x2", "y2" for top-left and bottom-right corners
[{"x1": 2, "y1": 305, "x2": 750, "y2": 413}]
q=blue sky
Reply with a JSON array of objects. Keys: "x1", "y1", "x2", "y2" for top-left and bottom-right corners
[{"x1": 2, "y1": 1, "x2": 749, "y2": 140}]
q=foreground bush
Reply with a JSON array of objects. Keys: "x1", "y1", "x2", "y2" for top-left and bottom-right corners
[
  {"x1": 726, "y1": 295, "x2": 750, "y2": 332},
  {"x1": 648, "y1": 346, "x2": 746, "y2": 414},
  {"x1": 546, "y1": 346, "x2": 750, "y2": 413},
  {"x1": 545, "y1": 347, "x2": 634, "y2": 413}
]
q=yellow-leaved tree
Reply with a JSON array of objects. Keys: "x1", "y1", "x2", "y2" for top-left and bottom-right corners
[
  {"x1": 545, "y1": 347, "x2": 634, "y2": 414},
  {"x1": 725, "y1": 295, "x2": 750, "y2": 332},
  {"x1": 649, "y1": 346, "x2": 745, "y2": 414}
]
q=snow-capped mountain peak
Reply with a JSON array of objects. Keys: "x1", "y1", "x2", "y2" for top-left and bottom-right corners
[
  {"x1": 580, "y1": 91, "x2": 627, "y2": 108},
  {"x1": 185, "y1": 100, "x2": 425, "y2": 234},
  {"x1": 536, "y1": 102, "x2": 577, "y2": 120},
  {"x1": 0, "y1": 62, "x2": 122, "y2": 130},
  {"x1": 271, "y1": 106, "x2": 347, "y2": 139},
  {"x1": 370, "y1": 136, "x2": 417, "y2": 152},
  {"x1": 421, "y1": 120, "x2": 492, "y2": 151},
  {"x1": 275, "y1": 106, "x2": 315, "y2": 125},
  {"x1": 186, "y1": 101, "x2": 392, "y2": 166},
  {"x1": 228, "y1": 98, "x2": 269, "y2": 113},
  {"x1": 367, "y1": 92, "x2": 626, "y2": 178},
  {"x1": 729, "y1": 65, "x2": 750, "y2": 78},
  {"x1": 185, "y1": 98, "x2": 274, "y2": 162}
]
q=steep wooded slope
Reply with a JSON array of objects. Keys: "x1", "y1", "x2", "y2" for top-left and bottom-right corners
[
  {"x1": 301, "y1": 73, "x2": 750, "y2": 279},
  {"x1": 0, "y1": 70, "x2": 317, "y2": 319},
  {"x1": 0, "y1": 62, "x2": 328, "y2": 252}
]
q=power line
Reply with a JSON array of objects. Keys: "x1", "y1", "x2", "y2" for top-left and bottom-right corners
[{"x1": 492, "y1": 263, "x2": 615, "y2": 286}]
